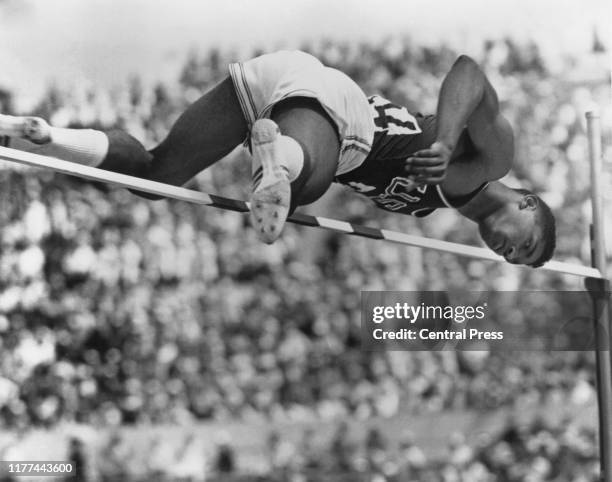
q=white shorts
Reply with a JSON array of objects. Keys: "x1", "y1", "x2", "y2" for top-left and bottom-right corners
[{"x1": 228, "y1": 50, "x2": 374, "y2": 176}]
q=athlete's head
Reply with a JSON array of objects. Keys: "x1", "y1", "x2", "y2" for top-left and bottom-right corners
[{"x1": 478, "y1": 187, "x2": 556, "y2": 267}]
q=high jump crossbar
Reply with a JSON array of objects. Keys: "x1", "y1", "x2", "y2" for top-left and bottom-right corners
[{"x1": 0, "y1": 144, "x2": 603, "y2": 279}]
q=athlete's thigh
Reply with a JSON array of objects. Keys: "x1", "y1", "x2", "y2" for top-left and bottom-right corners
[
  {"x1": 148, "y1": 77, "x2": 248, "y2": 184},
  {"x1": 270, "y1": 97, "x2": 340, "y2": 206}
]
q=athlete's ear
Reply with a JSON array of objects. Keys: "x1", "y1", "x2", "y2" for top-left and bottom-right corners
[{"x1": 519, "y1": 194, "x2": 539, "y2": 210}]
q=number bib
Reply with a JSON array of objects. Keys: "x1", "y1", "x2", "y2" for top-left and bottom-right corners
[{"x1": 369, "y1": 95, "x2": 422, "y2": 136}]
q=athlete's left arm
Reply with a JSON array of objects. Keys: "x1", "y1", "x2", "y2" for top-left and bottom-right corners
[{"x1": 407, "y1": 55, "x2": 514, "y2": 184}]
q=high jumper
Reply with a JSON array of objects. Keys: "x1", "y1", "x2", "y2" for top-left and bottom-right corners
[{"x1": 1, "y1": 50, "x2": 555, "y2": 267}]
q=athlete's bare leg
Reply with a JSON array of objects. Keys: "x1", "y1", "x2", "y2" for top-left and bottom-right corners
[
  {"x1": 104, "y1": 92, "x2": 340, "y2": 209},
  {"x1": 103, "y1": 77, "x2": 248, "y2": 198}
]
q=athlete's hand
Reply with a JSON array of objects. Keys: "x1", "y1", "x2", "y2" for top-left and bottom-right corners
[{"x1": 404, "y1": 141, "x2": 453, "y2": 184}]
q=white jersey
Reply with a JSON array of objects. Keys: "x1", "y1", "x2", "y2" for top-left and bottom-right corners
[{"x1": 229, "y1": 50, "x2": 375, "y2": 176}]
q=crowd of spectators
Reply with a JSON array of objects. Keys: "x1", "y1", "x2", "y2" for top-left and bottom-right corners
[{"x1": 0, "y1": 36, "x2": 609, "y2": 480}]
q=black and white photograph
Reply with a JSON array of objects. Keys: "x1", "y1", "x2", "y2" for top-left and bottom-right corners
[{"x1": 0, "y1": 0, "x2": 611, "y2": 480}]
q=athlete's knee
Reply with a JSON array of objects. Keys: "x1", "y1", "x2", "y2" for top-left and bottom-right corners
[
  {"x1": 286, "y1": 134, "x2": 336, "y2": 207},
  {"x1": 100, "y1": 129, "x2": 153, "y2": 178},
  {"x1": 100, "y1": 130, "x2": 166, "y2": 200},
  {"x1": 283, "y1": 137, "x2": 336, "y2": 208}
]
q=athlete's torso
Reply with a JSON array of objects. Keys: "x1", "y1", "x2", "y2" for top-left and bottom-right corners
[{"x1": 336, "y1": 95, "x2": 486, "y2": 217}]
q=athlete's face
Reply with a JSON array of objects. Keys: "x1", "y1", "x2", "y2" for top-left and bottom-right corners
[{"x1": 478, "y1": 195, "x2": 545, "y2": 266}]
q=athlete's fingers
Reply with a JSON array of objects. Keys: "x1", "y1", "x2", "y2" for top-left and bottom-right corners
[
  {"x1": 405, "y1": 161, "x2": 443, "y2": 178},
  {"x1": 412, "y1": 148, "x2": 439, "y2": 158},
  {"x1": 411, "y1": 165, "x2": 446, "y2": 175},
  {"x1": 405, "y1": 156, "x2": 443, "y2": 168}
]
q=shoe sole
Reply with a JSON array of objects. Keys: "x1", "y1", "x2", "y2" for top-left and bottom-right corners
[{"x1": 250, "y1": 119, "x2": 291, "y2": 244}]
